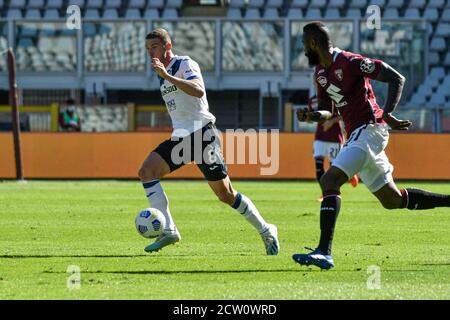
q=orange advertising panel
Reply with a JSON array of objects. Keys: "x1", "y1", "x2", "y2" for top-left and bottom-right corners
[{"x1": 0, "y1": 132, "x2": 449, "y2": 180}]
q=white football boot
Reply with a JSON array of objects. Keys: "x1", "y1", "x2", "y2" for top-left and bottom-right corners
[{"x1": 260, "y1": 224, "x2": 279, "y2": 255}]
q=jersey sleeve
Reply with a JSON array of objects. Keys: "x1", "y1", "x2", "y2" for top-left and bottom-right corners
[
  {"x1": 348, "y1": 54, "x2": 383, "y2": 79},
  {"x1": 180, "y1": 58, "x2": 203, "y2": 81}
]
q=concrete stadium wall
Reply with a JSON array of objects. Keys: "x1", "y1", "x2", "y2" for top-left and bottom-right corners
[{"x1": 1, "y1": 132, "x2": 449, "y2": 180}]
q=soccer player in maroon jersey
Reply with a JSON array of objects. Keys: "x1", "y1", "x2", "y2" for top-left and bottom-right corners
[
  {"x1": 293, "y1": 22, "x2": 450, "y2": 270},
  {"x1": 308, "y1": 93, "x2": 359, "y2": 197}
]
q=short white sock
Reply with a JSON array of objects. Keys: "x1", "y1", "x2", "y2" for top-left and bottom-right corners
[
  {"x1": 142, "y1": 180, "x2": 176, "y2": 232},
  {"x1": 231, "y1": 192, "x2": 268, "y2": 234}
]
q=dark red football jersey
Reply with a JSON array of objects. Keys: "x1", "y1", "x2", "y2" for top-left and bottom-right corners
[
  {"x1": 314, "y1": 48, "x2": 385, "y2": 136},
  {"x1": 308, "y1": 95, "x2": 343, "y2": 144}
]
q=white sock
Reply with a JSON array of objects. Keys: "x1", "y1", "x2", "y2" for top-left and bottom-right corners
[
  {"x1": 231, "y1": 192, "x2": 268, "y2": 234},
  {"x1": 142, "y1": 180, "x2": 176, "y2": 232}
]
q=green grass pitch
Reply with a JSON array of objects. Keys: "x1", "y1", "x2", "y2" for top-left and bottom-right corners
[{"x1": 0, "y1": 180, "x2": 449, "y2": 299}]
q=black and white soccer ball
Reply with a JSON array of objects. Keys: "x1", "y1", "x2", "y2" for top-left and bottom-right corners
[{"x1": 135, "y1": 208, "x2": 166, "y2": 238}]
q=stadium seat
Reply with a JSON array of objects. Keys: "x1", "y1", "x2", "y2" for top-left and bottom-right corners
[
  {"x1": 429, "y1": 52, "x2": 440, "y2": 65},
  {"x1": 287, "y1": 8, "x2": 303, "y2": 18},
  {"x1": 47, "y1": 0, "x2": 63, "y2": 8},
  {"x1": 166, "y1": 0, "x2": 183, "y2": 8},
  {"x1": 346, "y1": 8, "x2": 362, "y2": 18},
  {"x1": 105, "y1": 0, "x2": 121, "y2": 8},
  {"x1": 387, "y1": 0, "x2": 403, "y2": 8},
  {"x1": 328, "y1": 0, "x2": 345, "y2": 8},
  {"x1": 103, "y1": 9, "x2": 119, "y2": 18},
  {"x1": 429, "y1": 94, "x2": 446, "y2": 106},
  {"x1": 408, "y1": 0, "x2": 426, "y2": 9},
  {"x1": 430, "y1": 37, "x2": 446, "y2": 51},
  {"x1": 247, "y1": 0, "x2": 265, "y2": 8},
  {"x1": 87, "y1": 0, "x2": 103, "y2": 8},
  {"x1": 17, "y1": 38, "x2": 34, "y2": 48},
  {"x1": 410, "y1": 92, "x2": 427, "y2": 105},
  {"x1": 427, "y1": 0, "x2": 445, "y2": 8},
  {"x1": 349, "y1": 0, "x2": 367, "y2": 8},
  {"x1": 28, "y1": 0, "x2": 45, "y2": 8},
  {"x1": 370, "y1": 0, "x2": 386, "y2": 6},
  {"x1": 84, "y1": 9, "x2": 101, "y2": 18},
  {"x1": 383, "y1": 8, "x2": 399, "y2": 18},
  {"x1": 9, "y1": 0, "x2": 26, "y2": 8},
  {"x1": 227, "y1": 8, "x2": 242, "y2": 18},
  {"x1": 43, "y1": 9, "x2": 60, "y2": 18},
  {"x1": 125, "y1": 8, "x2": 142, "y2": 18},
  {"x1": 324, "y1": 8, "x2": 340, "y2": 18},
  {"x1": 129, "y1": 0, "x2": 146, "y2": 8},
  {"x1": 309, "y1": 0, "x2": 327, "y2": 8},
  {"x1": 144, "y1": 8, "x2": 160, "y2": 18},
  {"x1": 229, "y1": 0, "x2": 246, "y2": 8},
  {"x1": 444, "y1": 52, "x2": 450, "y2": 66},
  {"x1": 424, "y1": 8, "x2": 440, "y2": 22},
  {"x1": 429, "y1": 67, "x2": 446, "y2": 80},
  {"x1": 263, "y1": 8, "x2": 279, "y2": 18},
  {"x1": 305, "y1": 8, "x2": 322, "y2": 19},
  {"x1": 441, "y1": 9, "x2": 450, "y2": 22},
  {"x1": 291, "y1": 0, "x2": 309, "y2": 9},
  {"x1": 162, "y1": 8, "x2": 179, "y2": 18},
  {"x1": 266, "y1": 0, "x2": 283, "y2": 8},
  {"x1": 83, "y1": 23, "x2": 97, "y2": 36},
  {"x1": 417, "y1": 83, "x2": 434, "y2": 96},
  {"x1": 245, "y1": 8, "x2": 261, "y2": 18},
  {"x1": 70, "y1": 0, "x2": 86, "y2": 8},
  {"x1": 404, "y1": 8, "x2": 420, "y2": 18},
  {"x1": 25, "y1": 9, "x2": 42, "y2": 19},
  {"x1": 7, "y1": 9, "x2": 23, "y2": 19},
  {"x1": 435, "y1": 23, "x2": 450, "y2": 37},
  {"x1": 21, "y1": 25, "x2": 38, "y2": 37}
]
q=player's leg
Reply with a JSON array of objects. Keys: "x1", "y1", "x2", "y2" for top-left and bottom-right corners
[
  {"x1": 293, "y1": 146, "x2": 367, "y2": 269},
  {"x1": 138, "y1": 140, "x2": 184, "y2": 252},
  {"x1": 207, "y1": 176, "x2": 279, "y2": 255},
  {"x1": 373, "y1": 181, "x2": 450, "y2": 210},
  {"x1": 313, "y1": 140, "x2": 327, "y2": 182},
  {"x1": 198, "y1": 123, "x2": 279, "y2": 255}
]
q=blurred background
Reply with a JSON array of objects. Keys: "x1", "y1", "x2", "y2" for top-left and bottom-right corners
[{"x1": 0, "y1": 0, "x2": 448, "y2": 133}]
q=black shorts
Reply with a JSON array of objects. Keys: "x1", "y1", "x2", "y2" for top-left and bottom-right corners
[{"x1": 153, "y1": 122, "x2": 228, "y2": 181}]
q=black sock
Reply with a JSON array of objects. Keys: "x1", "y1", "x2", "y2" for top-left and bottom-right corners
[
  {"x1": 318, "y1": 192, "x2": 341, "y2": 255},
  {"x1": 315, "y1": 158, "x2": 325, "y2": 182},
  {"x1": 404, "y1": 188, "x2": 450, "y2": 210}
]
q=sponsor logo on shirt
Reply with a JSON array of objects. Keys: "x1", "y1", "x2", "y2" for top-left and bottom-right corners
[
  {"x1": 335, "y1": 69, "x2": 343, "y2": 81},
  {"x1": 317, "y1": 76, "x2": 327, "y2": 87},
  {"x1": 167, "y1": 99, "x2": 177, "y2": 112},
  {"x1": 161, "y1": 84, "x2": 178, "y2": 97}
]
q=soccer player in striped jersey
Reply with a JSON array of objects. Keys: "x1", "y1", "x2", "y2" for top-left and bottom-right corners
[{"x1": 138, "y1": 28, "x2": 279, "y2": 255}]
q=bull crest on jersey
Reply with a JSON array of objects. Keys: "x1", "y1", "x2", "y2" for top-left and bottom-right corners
[{"x1": 335, "y1": 69, "x2": 343, "y2": 81}]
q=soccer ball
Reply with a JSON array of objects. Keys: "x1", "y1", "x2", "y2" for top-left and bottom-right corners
[{"x1": 135, "y1": 208, "x2": 166, "y2": 238}]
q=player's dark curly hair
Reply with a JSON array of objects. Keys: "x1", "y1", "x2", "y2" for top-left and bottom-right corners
[
  {"x1": 146, "y1": 28, "x2": 171, "y2": 45},
  {"x1": 303, "y1": 22, "x2": 332, "y2": 49}
]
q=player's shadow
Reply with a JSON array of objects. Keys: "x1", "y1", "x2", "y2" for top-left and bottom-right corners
[
  {"x1": 0, "y1": 254, "x2": 152, "y2": 259},
  {"x1": 44, "y1": 269, "x2": 319, "y2": 275}
]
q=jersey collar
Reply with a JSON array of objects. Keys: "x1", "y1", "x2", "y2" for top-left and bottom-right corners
[
  {"x1": 332, "y1": 47, "x2": 341, "y2": 63},
  {"x1": 166, "y1": 55, "x2": 178, "y2": 71}
]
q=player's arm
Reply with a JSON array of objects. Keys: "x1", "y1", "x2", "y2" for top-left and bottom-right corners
[
  {"x1": 375, "y1": 62, "x2": 411, "y2": 130},
  {"x1": 297, "y1": 94, "x2": 333, "y2": 123},
  {"x1": 152, "y1": 58, "x2": 205, "y2": 98}
]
